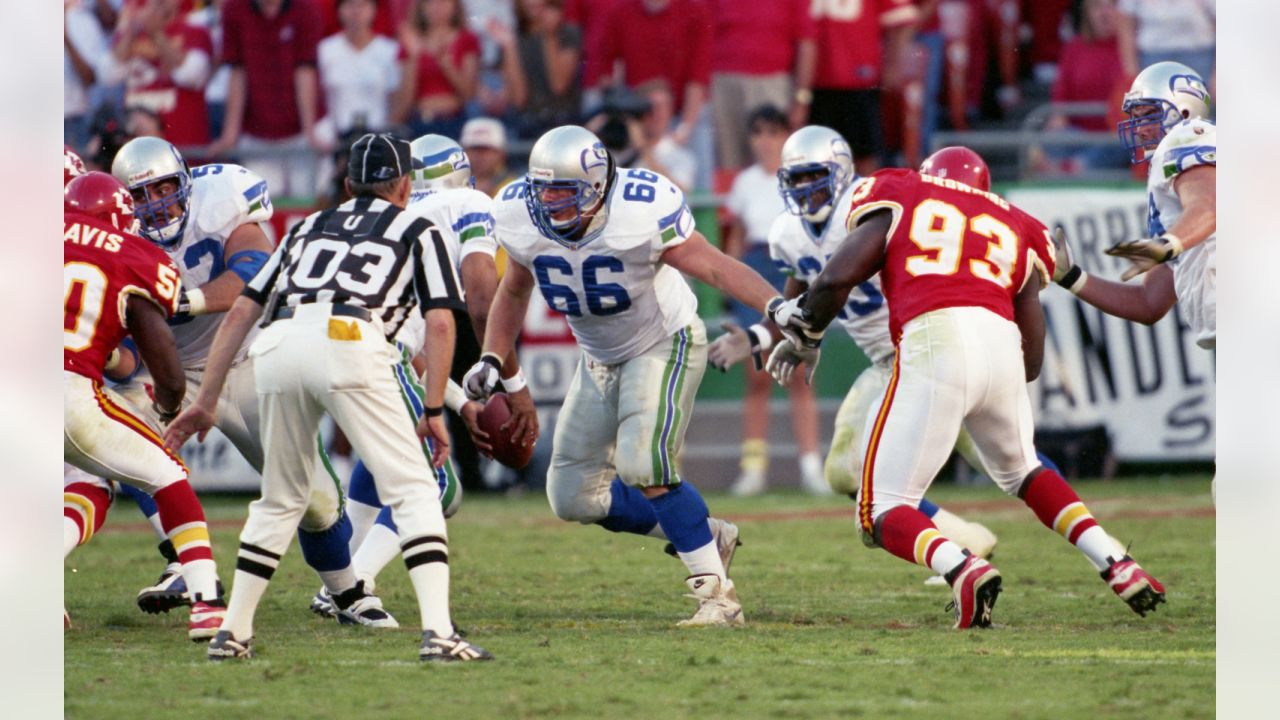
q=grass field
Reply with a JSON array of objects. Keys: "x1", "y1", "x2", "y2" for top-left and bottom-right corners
[{"x1": 64, "y1": 477, "x2": 1214, "y2": 719}]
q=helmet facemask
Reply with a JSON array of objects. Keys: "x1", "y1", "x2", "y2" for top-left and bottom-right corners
[
  {"x1": 130, "y1": 174, "x2": 191, "y2": 247},
  {"x1": 1117, "y1": 98, "x2": 1184, "y2": 164},
  {"x1": 525, "y1": 150, "x2": 615, "y2": 248},
  {"x1": 778, "y1": 162, "x2": 842, "y2": 224}
]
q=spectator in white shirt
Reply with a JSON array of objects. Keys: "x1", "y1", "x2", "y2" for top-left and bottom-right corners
[
  {"x1": 1117, "y1": 0, "x2": 1215, "y2": 87},
  {"x1": 317, "y1": 0, "x2": 402, "y2": 144},
  {"x1": 65, "y1": 0, "x2": 110, "y2": 149},
  {"x1": 636, "y1": 79, "x2": 696, "y2": 192}
]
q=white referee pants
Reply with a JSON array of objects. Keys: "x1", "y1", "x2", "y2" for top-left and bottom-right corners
[
  {"x1": 241, "y1": 305, "x2": 447, "y2": 559},
  {"x1": 855, "y1": 307, "x2": 1040, "y2": 538}
]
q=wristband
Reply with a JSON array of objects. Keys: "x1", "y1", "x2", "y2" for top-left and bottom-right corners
[
  {"x1": 186, "y1": 288, "x2": 207, "y2": 316},
  {"x1": 747, "y1": 324, "x2": 774, "y2": 353},
  {"x1": 479, "y1": 352, "x2": 502, "y2": 371},
  {"x1": 501, "y1": 368, "x2": 528, "y2": 394},
  {"x1": 153, "y1": 402, "x2": 179, "y2": 425},
  {"x1": 1162, "y1": 233, "x2": 1185, "y2": 258},
  {"x1": 444, "y1": 379, "x2": 468, "y2": 413},
  {"x1": 1057, "y1": 266, "x2": 1088, "y2": 295},
  {"x1": 424, "y1": 405, "x2": 444, "y2": 417}
]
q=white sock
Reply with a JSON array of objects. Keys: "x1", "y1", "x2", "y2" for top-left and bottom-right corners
[
  {"x1": 346, "y1": 500, "x2": 382, "y2": 552},
  {"x1": 928, "y1": 540, "x2": 970, "y2": 577},
  {"x1": 353, "y1": 523, "x2": 402, "y2": 588},
  {"x1": 221, "y1": 570, "x2": 270, "y2": 640},
  {"x1": 181, "y1": 558, "x2": 220, "y2": 601},
  {"x1": 676, "y1": 539, "x2": 725, "y2": 581},
  {"x1": 317, "y1": 566, "x2": 357, "y2": 595},
  {"x1": 1075, "y1": 526, "x2": 1126, "y2": 572},
  {"x1": 144, "y1": 511, "x2": 167, "y2": 542},
  {"x1": 799, "y1": 452, "x2": 823, "y2": 482},
  {"x1": 407, "y1": 562, "x2": 452, "y2": 636},
  {"x1": 63, "y1": 517, "x2": 81, "y2": 559}
]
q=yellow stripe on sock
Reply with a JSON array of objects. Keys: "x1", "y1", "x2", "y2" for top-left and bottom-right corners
[
  {"x1": 64, "y1": 493, "x2": 95, "y2": 544},
  {"x1": 913, "y1": 528, "x2": 942, "y2": 567},
  {"x1": 171, "y1": 525, "x2": 210, "y2": 551},
  {"x1": 1053, "y1": 503, "x2": 1091, "y2": 538}
]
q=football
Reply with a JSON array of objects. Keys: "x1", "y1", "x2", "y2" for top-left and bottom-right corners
[{"x1": 478, "y1": 393, "x2": 534, "y2": 469}]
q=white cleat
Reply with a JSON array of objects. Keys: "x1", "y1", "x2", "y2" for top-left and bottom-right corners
[
  {"x1": 677, "y1": 574, "x2": 744, "y2": 627},
  {"x1": 333, "y1": 580, "x2": 399, "y2": 628}
]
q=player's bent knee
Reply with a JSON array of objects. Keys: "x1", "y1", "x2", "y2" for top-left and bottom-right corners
[{"x1": 545, "y1": 468, "x2": 609, "y2": 524}]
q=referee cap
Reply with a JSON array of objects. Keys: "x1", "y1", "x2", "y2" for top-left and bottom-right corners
[{"x1": 348, "y1": 132, "x2": 416, "y2": 184}]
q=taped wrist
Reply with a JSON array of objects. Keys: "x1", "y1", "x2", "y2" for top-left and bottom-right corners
[
  {"x1": 747, "y1": 324, "x2": 773, "y2": 353},
  {"x1": 1056, "y1": 265, "x2": 1088, "y2": 294},
  {"x1": 444, "y1": 379, "x2": 468, "y2": 413},
  {"x1": 501, "y1": 368, "x2": 527, "y2": 394}
]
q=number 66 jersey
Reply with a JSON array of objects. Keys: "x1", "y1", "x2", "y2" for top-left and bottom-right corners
[
  {"x1": 841, "y1": 169, "x2": 1056, "y2": 345},
  {"x1": 494, "y1": 168, "x2": 699, "y2": 365}
]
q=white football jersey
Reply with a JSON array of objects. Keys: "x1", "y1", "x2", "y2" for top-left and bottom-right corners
[
  {"x1": 166, "y1": 163, "x2": 273, "y2": 368},
  {"x1": 393, "y1": 187, "x2": 498, "y2": 353},
  {"x1": 1146, "y1": 118, "x2": 1216, "y2": 348},
  {"x1": 767, "y1": 177, "x2": 894, "y2": 366},
  {"x1": 494, "y1": 168, "x2": 699, "y2": 365}
]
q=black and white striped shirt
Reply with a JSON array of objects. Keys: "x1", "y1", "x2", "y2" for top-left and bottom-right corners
[{"x1": 243, "y1": 195, "x2": 463, "y2": 341}]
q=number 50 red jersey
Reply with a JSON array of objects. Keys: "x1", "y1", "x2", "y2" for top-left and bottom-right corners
[
  {"x1": 64, "y1": 212, "x2": 182, "y2": 380},
  {"x1": 841, "y1": 169, "x2": 1056, "y2": 344}
]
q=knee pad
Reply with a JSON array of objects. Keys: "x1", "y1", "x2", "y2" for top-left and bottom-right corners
[{"x1": 300, "y1": 489, "x2": 341, "y2": 532}]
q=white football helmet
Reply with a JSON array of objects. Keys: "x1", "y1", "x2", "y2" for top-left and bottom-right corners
[
  {"x1": 409, "y1": 134, "x2": 472, "y2": 191},
  {"x1": 1118, "y1": 61, "x2": 1212, "y2": 164},
  {"x1": 111, "y1": 137, "x2": 192, "y2": 247},
  {"x1": 777, "y1": 126, "x2": 854, "y2": 224},
  {"x1": 525, "y1": 125, "x2": 615, "y2": 247}
]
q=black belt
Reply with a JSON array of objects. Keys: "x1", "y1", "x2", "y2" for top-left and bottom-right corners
[{"x1": 271, "y1": 303, "x2": 372, "y2": 323}]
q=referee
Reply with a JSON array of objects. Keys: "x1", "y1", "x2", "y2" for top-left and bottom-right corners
[{"x1": 165, "y1": 133, "x2": 493, "y2": 664}]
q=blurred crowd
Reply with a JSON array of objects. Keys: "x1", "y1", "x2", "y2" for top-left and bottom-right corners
[{"x1": 65, "y1": 0, "x2": 1215, "y2": 196}]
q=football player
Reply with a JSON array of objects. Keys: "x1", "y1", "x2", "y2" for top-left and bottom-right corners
[
  {"x1": 768, "y1": 165, "x2": 1165, "y2": 628},
  {"x1": 464, "y1": 125, "x2": 793, "y2": 626},
  {"x1": 109, "y1": 137, "x2": 393, "y2": 627},
  {"x1": 1052, "y1": 61, "x2": 1216, "y2": 350},
  {"x1": 708, "y1": 131, "x2": 1002, "y2": 566},
  {"x1": 64, "y1": 172, "x2": 226, "y2": 639},
  {"x1": 324, "y1": 134, "x2": 517, "y2": 613}
]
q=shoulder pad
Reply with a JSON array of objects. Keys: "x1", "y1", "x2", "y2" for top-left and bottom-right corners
[
  {"x1": 190, "y1": 164, "x2": 273, "y2": 237},
  {"x1": 1155, "y1": 120, "x2": 1217, "y2": 179}
]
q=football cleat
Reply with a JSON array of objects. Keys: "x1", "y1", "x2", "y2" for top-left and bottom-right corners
[
  {"x1": 419, "y1": 630, "x2": 494, "y2": 663},
  {"x1": 945, "y1": 555, "x2": 1002, "y2": 629},
  {"x1": 136, "y1": 562, "x2": 188, "y2": 614},
  {"x1": 138, "y1": 563, "x2": 225, "y2": 615},
  {"x1": 1103, "y1": 555, "x2": 1166, "y2": 617},
  {"x1": 729, "y1": 470, "x2": 767, "y2": 497},
  {"x1": 664, "y1": 518, "x2": 742, "y2": 576},
  {"x1": 309, "y1": 587, "x2": 336, "y2": 618},
  {"x1": 188, "y1": 599, "x2": 227, "y2": 642},
  {"x1": 677, "y1": 574, "x2": 745, "y2": 628},
  {"x1": 332, "y1": 581, "x2": 399, "y2": 629},
  {"x1": 207, "y1": 630, "x2": 253, "y2": 661}
]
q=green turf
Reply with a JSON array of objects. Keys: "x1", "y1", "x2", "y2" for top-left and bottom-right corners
[{"x1": 65, "y1": 477, "x2": 1214, "y2": 719}]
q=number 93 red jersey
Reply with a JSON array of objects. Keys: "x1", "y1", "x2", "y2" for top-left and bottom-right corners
[
  {"x1": 841, "y1": 169, "x2": 1056, "y2": 344},
  {"x1": 64, "y1": 212, "x2": 182, "y2": 380}
]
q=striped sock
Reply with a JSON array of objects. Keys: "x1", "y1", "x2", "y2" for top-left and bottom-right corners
[
  {"x1": 223, "y1": 542, "x2": 282, "y2": 640},
  {"x1": 153, "y1": 482, "x2": 219, "y2": 600},
  {"x1": 402, "y1": 535, "x2": 452, "y2": 635},
  {"x1": 876, "y1": 505, "x2": 969, "y2": 576},
  {"x1": 63, "y1": 481, "x2": 112, "y2": 556},
  {"x1": 1020, "y1": 469, "x2": 1119, "y2": 572},
  {"x1": 740, "y1": 439, "x2": 767, "y2": 473}
]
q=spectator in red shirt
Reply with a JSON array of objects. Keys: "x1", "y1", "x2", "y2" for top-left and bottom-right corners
[
  {"x1": 809, "y1": 0, "x2": 917, "y2": 175},
  {"x1": 595, "y1": 0, "x2": 711, "y2": 148},
  {"x1": 563, "y1": 0, "x2": 621, "y2": 112},
  {"x1": 391, "y1": 0, "x2": 480, "y2": 139},
  {"x1": 210, "y1": 0, "x2": 325, "y2": 199},
  {"x1": 707, "y1": 0, "x2": 815, "y2": 171},
  {"x1": 103, "y1": 0, "x2": 214, "y2": 146}
]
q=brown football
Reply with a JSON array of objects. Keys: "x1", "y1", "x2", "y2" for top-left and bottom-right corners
[{"x1": 478, "y1": 393, "x2": 534, "y2": 469}]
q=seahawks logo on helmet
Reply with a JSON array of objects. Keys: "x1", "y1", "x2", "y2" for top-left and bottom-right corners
[
  {"x1": 579, "y1": 144, "x2": 608, "y2": 174},
  {"x1": 1169, "y1": 74, "x2": 1209, "y2": 102}
]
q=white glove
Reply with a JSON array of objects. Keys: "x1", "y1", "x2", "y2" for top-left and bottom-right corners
[
  {"x1": 765, "y1": 294, "x2": 811, "y2": 331},
  {"x1": 1051, "y1": 226, "x2": 1087, "y2": 294},
  {"x1": 463, "y1": 353, "x2": 502, "y2": 401},
  {"x1": 766, "y1": 338, "x2": 821, "y2": 386},
  {"x1": 708, "y1": 322, "x2": 771, "y2": 371},
  {"x1": 1105, "y1": 234, "x2": 1183, "y2": 281}
]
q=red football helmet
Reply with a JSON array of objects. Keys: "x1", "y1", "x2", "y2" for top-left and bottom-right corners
[
  {"x1": 65, "y1": 172, "x2": 137, "y2": 233},
  {"x1": 919, "y1": 146, "x2": 991, "y2": 192},
  {"x1": 65, "y1": 145, "x2": 87, "y2": 188}
]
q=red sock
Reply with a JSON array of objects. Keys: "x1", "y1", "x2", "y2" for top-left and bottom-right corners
[
  {"x1": 152, "y1": 482, "x2": 213, "y2": 563},
  {"x1": 1020, "y1": 469, "x2": 1098, "y2": 543},
  {"x1": 64, "y1": 482, "x2": 112, "y2": 545},
  {"x1": 876, "y1": 505, "x2": 969, "y2": 575}
]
